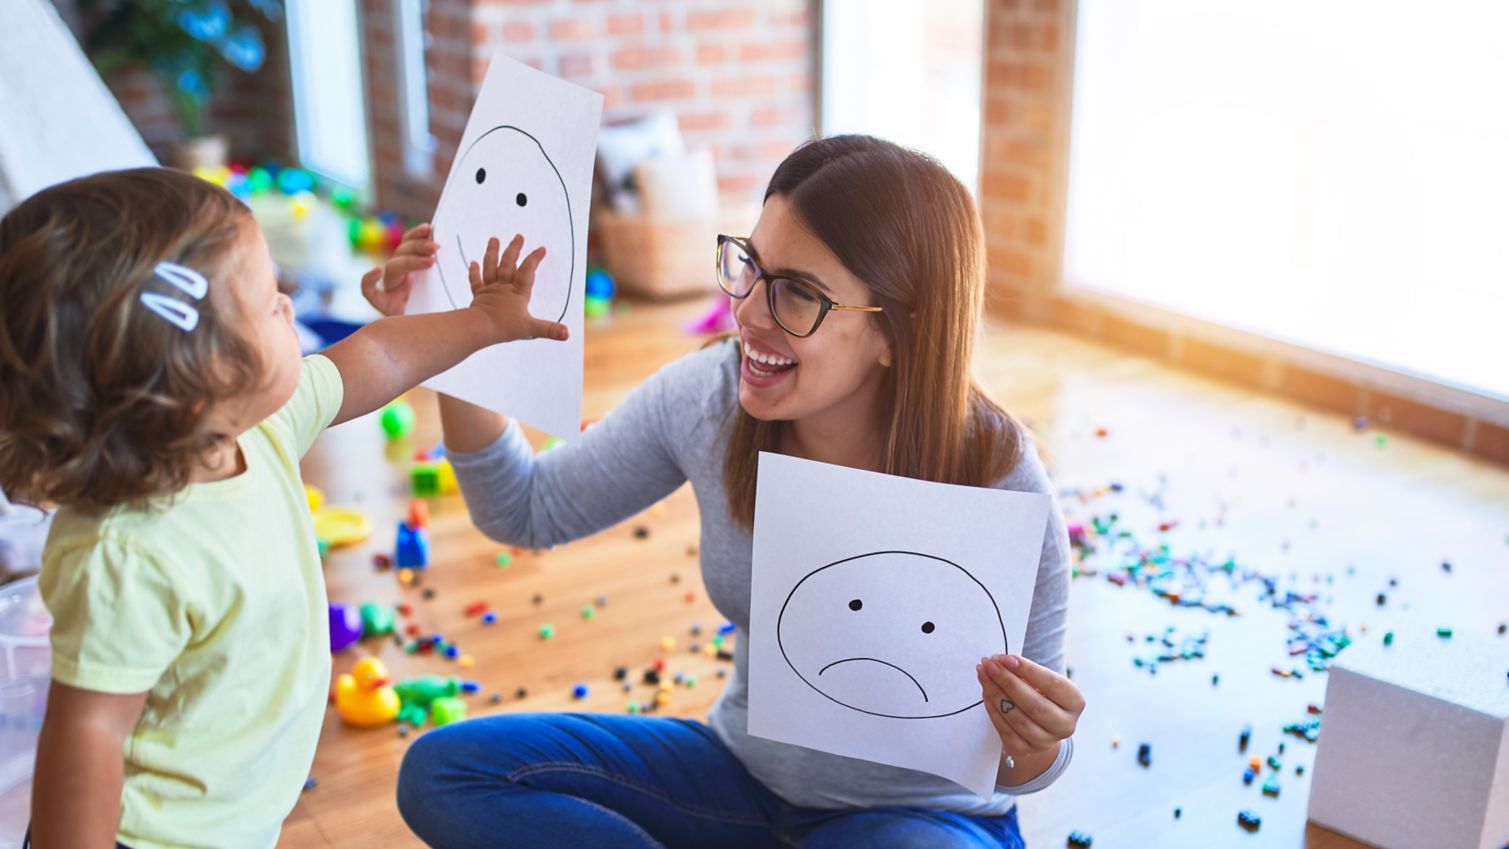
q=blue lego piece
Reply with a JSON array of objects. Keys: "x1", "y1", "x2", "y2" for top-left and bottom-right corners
[{"x1": 396, "y1": 520, "x2": 430, "y2": 569}]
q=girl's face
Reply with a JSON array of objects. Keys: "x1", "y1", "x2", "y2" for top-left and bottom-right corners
[
  {"x1": 732, "y1": 194, "x2": 892, "y2": 426},
  {"x1": 220, "y1": 221, "x2": 301, "y2": 429}
]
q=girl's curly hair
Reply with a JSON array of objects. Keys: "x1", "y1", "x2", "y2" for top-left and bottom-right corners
[{"x1": 0, "y1": 167, "x2": 263, "y2": 512}]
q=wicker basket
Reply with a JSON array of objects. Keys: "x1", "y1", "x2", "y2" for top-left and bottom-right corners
[{"x1": 592, "y1": 205, "x2": 758, "y2": 300}]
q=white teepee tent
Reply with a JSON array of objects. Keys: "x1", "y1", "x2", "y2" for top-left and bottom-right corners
[{"x1": 0, "y1": 0, "x2": 156, "y2": 212}]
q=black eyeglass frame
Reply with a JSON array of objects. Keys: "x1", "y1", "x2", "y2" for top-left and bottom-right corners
[{"x1": 715, "y1": 234, "x2": 883, "y2": 338}]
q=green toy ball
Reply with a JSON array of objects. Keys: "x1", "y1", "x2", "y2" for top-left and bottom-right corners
[
  {"x1": 380, "y1": 400, "x2": 416, "y2": 440},
  {"x1": 584, "y1": 296, "x2": 612, "y2": 319},
  {"x1": 247, "y1": 167, "x2": 273, "y2": 195}
]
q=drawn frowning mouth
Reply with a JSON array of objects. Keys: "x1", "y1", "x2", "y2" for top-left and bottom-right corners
[{"x1": 818, "y1": 657, "x2": 929, "y2": 702}]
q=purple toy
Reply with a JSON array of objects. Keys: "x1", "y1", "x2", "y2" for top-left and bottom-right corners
[{"x1": 329, "y1": 602, "x2": 363, "y2": 652}]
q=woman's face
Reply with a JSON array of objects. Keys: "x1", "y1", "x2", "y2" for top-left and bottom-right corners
[{"x1": 732, "y1": 193, "x2": 892, "y2": 425}]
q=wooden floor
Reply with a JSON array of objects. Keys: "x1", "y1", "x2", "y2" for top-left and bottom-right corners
[{"x1": 283, "y1": 297, "x2": 1509, "y2": 848}]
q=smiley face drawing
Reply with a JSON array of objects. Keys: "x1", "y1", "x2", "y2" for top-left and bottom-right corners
[
  {"x1": 776, "y1": 550, "x2": 1007, "y2": 720},
  {"x1": 431, "y1": 125, "x2": 574, "y2": 322}
]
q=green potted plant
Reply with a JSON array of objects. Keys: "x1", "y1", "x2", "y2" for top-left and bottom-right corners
[{"x1": 76, "y1": 0, "x2": 285, "y2": 169}]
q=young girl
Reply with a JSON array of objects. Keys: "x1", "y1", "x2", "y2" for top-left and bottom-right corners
[{"x1": 0, "y1": 167, "x2": 564, "y2": 849}]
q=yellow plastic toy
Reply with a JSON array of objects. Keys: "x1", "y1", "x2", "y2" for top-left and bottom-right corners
[
  {"x1": 313, "y1": 507, "x2": 371, "y2": 548},
  {"x1": 335, "y1": 657, "x2": 401, "y2": 727}
]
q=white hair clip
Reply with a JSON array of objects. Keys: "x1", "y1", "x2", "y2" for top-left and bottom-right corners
[{"x1": 140, "y1": 261, "x2": 209, "y2": 332}]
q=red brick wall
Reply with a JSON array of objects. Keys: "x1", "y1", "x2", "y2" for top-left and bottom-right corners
[
  {"x1": 365, "y1": 0, "x2": 816, "y2": 218},
  {"x1": 57, "y1": 0, "x2": 815, "y2": 219},
  {"x1": 979, "y1": 0, "x2": 1073, "y2": 311}
]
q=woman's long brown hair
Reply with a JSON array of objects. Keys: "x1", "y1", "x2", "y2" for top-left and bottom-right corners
[{"x1": 723, "y1": 135, "x2": 1025, "y2": 526}]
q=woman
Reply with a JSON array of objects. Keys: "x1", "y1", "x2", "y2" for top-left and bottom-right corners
[{"x1": 377, "y1": 135, "x2": 1082, "y2": 848}]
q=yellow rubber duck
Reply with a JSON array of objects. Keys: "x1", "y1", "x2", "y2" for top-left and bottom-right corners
[{"x1": 335, "y1": 657, "x2": 401, "y2": 727}]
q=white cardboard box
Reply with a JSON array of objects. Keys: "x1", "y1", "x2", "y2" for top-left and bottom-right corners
[{"x1": 1309, "y1": 631, "x2": 1509, "y2": 849}]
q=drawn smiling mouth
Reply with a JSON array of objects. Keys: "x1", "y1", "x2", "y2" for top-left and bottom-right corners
[
  {"x1": 439, "y1": 234, "x2": 470, "y2": 309},
  {"x1": 818, "y1": 657, "x2": 929, "y2": 702}
]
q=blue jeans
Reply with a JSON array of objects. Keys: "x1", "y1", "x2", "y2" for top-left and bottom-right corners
[{"x1": 397, "y1": 713, "x2": 1025, "y2": 849}]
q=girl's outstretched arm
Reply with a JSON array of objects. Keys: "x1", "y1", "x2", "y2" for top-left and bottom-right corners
[{"x1": 327, "y1": 234, "x2": 567, "y2": 427}]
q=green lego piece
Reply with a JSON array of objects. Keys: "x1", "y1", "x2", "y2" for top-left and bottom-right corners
[
  {"x1": 395, "y1": 676, "x2": 461, "y2": 706},
  {"x1": 430, "y1": 696, "x2": 467, "y2": 726},
  {"x1": 411, "y1": 464, "x2": 441, "y2": 496},
  {"x1": 397, "y1": 703, "x2": 427, "y2": 727},
  {"x1": 359, "y1": 602, "x2": 395, "y2": 636}
]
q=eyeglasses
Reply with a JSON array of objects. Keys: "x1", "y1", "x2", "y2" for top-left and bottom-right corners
[{"x1": 716, "y1": 234, "x2": 883, "y2": 338}]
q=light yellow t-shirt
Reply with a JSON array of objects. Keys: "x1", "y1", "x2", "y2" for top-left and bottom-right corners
[{"x1": 40, "y1": 355, "x2": 344, "y2": 849}]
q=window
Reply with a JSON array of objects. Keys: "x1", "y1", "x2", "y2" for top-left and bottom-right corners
[
  {"x1": 395, "y1": 0, "x2": 435, "y2": 178},
  {"x1": 821, "y1": 0, "x2": 984, "y2": 195},
  {"x1": 286, "y1": 0, "x2": 371, "y2": 190},
  {"x1": 1064, "y1": 0, "x2": 1509, "y2": 400}
]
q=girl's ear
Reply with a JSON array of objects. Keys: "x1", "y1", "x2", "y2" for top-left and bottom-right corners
[{"x1": 879, "y1": 339, "x2": 893, "y2": 368}]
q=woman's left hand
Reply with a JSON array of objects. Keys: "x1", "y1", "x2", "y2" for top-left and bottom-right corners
[{"x1": 976, "y1": 654, "x2": 1083, "y2": 759}]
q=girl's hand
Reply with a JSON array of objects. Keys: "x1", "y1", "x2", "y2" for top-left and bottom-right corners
[
  {"x1": 360, "y1": 223, "x2": 438, "y2": 317},
  {"x1": 467, "y1": 234, "x2": 569, "y2": 343},
  {"x1": 977, "y1": 653, "x2": 1083, "y2": 760}
]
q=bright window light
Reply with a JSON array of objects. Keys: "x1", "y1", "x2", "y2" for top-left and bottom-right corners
[
  {"x1": 822, "y1": 0, "x2": 984, "y2": 195},
  {"x1": 396, "y1": 0, "x2": 435, "y2": 178},
  {"x1": 1065, "y1": 0, "x2": 1509, "y2": 400},
  {"x1": 287, "y1": 0, "x2": 371, "y2": 190}
]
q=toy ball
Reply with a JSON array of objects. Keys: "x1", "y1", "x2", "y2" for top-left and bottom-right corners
[
  {"x1": 385, "y1": 221, "x2": 406, "y2": 252},
  {"x1": 247, "y1": 166, "x2": 273, "y2": 195},
  {"x1": 377, "y1": 210, "x2": 401, "y2": 226},
  {"x1": 380, "y1": 400, "x2": 417, "y2": 440},
  {"x1": 329, "y1": 602, "x2": 363, "y2": 652},
  {"x1": 584, "y1": 296, "x2": 611, "y2": 319},
  {"x1": 289, "y1": 191, "x2": 316, "y2": 220},
  {"x1": 585, "y1": 268, "x2": 615, "y2": 300},
  {"x1": 225, "y1": 172, "x2": 251, "y2": 199},
  {"x1": 277, "y1": 167, "x2": 316, "y2": 196},
  {"x1": 330, "y1": 185, "x2": 358, "y2": 211},
  {"x1": 358, "y1": 219, "x2": 386, "y2": 252},
  {"x1": 347, "y1": 216, "x2": 365, "y2": 247}
]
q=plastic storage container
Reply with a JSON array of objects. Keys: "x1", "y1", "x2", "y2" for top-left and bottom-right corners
[{"x1": 0, "y1": 577, "x2": 50, "y2": 848}]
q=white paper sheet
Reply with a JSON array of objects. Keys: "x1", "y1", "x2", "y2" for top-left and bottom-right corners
[
  {"x1": 747, "y1": 452, "x2": 1051, "y2": 798},
  {"x1": 406, "y1": 54, "x2": 603, "y2": 441}
]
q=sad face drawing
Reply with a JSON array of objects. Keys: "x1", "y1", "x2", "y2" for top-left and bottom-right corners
[
  {"x1": 430, "y1": 125, "x2": 574, "y2": 322},
  {"x1": 777, "y1": 551, "x2": 1008, "y2": 720}
]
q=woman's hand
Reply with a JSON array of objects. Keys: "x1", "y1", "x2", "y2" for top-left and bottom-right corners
[
  {"x1": 360, "y1": 223, "x2": 439, "y2": 317},
  {"x1": 977, "y1": 654, "x2": 1083, "y2": 763}
]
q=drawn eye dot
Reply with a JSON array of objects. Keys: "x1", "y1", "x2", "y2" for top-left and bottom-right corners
[
  {"x1": 921, "y1": 621, "x2": 935, "y2": 634},
  {"x1": 848, "y1": 599, "x2": 862, "y2": 611},
  {"x1": 516, "y1": 192, "x2": 528, "y2": 207},
  {"x1": 475, "y1": 168, "x2": 486, "y2": 184}
]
